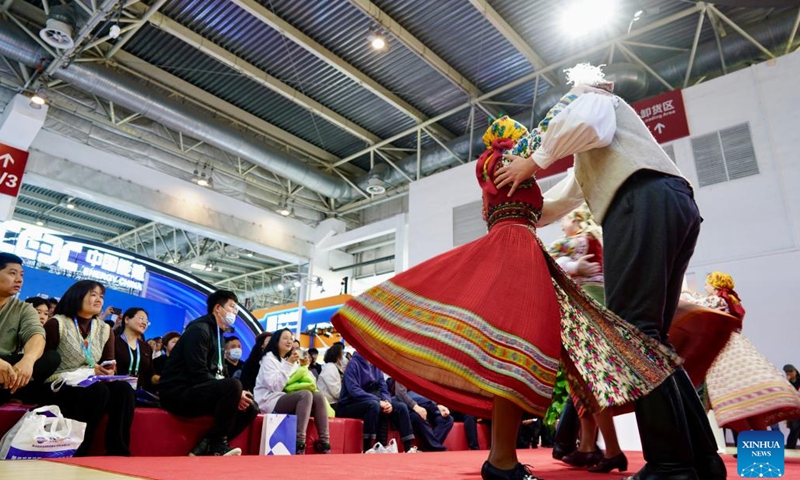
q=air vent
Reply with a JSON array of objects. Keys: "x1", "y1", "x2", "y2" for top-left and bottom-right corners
[{"x1": 691, "y1": 123, "x2": 758, "y2": 187}]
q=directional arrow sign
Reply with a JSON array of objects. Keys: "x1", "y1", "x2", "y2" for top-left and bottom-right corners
[
  {"x1": 0, "y1": 153, "x2": 14, "y2": 169},
  {"x1": 0, "y1": 143, "x2": 28, "y2": 198},
  {"x1": 632, "y1": 89, "x2": 690, "y2": 144}
]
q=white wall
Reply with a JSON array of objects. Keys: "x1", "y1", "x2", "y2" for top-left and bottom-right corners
[{"x1": 408, "y1": 51, "x2": 800, "y2": 372}]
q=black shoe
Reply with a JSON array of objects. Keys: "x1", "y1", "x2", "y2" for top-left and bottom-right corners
[
  {"x1": 208, "y1": 437, "x2": 242, "y2": 456},
  {"x1": 188, "y1": 437, "x2": 210, "y2": 456},
  {"x1": 481, "y1": 461, "x2": 544, "y2": 480},
  {"x1": 296, "y1": 441, "x2": 306, "y2": 455},
  {"x1": 314, "y1": 440, "x2": 331, "y2": 454},
  {"x1": 561, "y1": 450, "x2": 602, "y2": 468},
  {"x1": 587, "y1": 453, "x2": 628, "y2": 473}
]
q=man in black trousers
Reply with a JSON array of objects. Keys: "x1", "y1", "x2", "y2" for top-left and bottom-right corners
[
  {"x1": 497, "y1": 65, "x2": 725, "y2": 480},
  {"x1": 159, "y1": 290, "x2": 258, "y2": 456}
]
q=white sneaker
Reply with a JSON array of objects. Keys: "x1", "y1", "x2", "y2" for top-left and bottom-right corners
[
  {"x1": 383, "y1": 438, "x2": 399, "y2": 454},
  {"x1": 364, "y1": 442, "x2": 385, "y2": 454},
  {"x1": 405, "y1": 446, "x2": 420, "y2": 453}
]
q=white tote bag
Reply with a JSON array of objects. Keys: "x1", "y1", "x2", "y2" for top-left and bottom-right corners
[
  {"x1": 0, "y1": 405, "x2": 87, "y2": 460},
  {"x1": 258, "y1": 414, "x2": 297, "y2": 455}
]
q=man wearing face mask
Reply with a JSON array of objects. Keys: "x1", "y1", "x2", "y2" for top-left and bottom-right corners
[
  {"x1": 158, "y1": 290, "x2": 258, "y2": 456},
  {"x1": 223, "y1": 336, "x2": 243, "y2": 378}
]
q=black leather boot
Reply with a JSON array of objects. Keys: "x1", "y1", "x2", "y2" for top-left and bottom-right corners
[
  {"x1": 621, "y1": 374, "x2": 698, "y2": 480},
  {"x1": 673, "y1": 369, "x2": 727, "y2": 480},
  {"x1": 552, "y1": 397, "x2": 580, "y2": 460}
]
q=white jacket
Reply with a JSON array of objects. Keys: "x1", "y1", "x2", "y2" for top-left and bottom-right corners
[
  {"x1": 254, "y1": 352, "x2": 298, "y2": 413},
  {"x1": 317, "y1": 362, "x2": 342, "y2": 405}
]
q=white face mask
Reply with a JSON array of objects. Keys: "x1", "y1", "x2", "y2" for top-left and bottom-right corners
[
  {"x1": 152, "y1": 351, "x2": 163, "y2": 359},
  {"x1": 223, "y1": 311, "x2": 236, "y2": 327},
  {"x1": 228, "y1": 348, "x2": 242, "y2": 361}
]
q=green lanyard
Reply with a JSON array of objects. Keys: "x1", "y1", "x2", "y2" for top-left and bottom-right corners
[
  {"x1": 73, "y1": 318, "x2": 95, "y2": 367},
  {"x1": 215, "y1": 328, "x2": 224, "y2": 379},
  {"x1": 122, "y1": 334, "x2": 140, "y2": 376}
]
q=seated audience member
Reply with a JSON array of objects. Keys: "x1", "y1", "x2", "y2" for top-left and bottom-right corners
[
  {"x1": 0, "y1": 254, "x2": 60, "y2": 405},
  {"x1": 114, "y1": 308, "x2": 155, "y2": 392},
  {"x1": 151, "y1": 331, "x2": 180, "y2": 386},
  {"x1": 254, "y1": 329, "x2": 331, "y2": 454},
  {"x1": 390, "y1": 378, "x2": 454, "y2": 452},
  {"x1": 148, "y1": 337, "x2": 163, "y2": 359},
  {"x1": 45, "y1": 298, "x2": 58, "y2": 318},
  {"x1": 786, "y1": 364, "x2": 800, "y2": 449},
  {"x1": 318, "y1": 343, "x2": 346, "y2": 411},
  {"x1": 307, "y1": 347, "x2": 322, "y2": 378},
  {"x1": 337, "y1": 352, "x2": 417, "y2": 453},
  {"x1": 451, "y1": 412, "x2": 483, "y2": 450},
  {"x1": 24, "y1": 297, "x2": 51, "y2": 326},
  {"x1": 239, "y1": 331, "x2": 272, "y2": 392},
  {"x1": 223, "y1": 336, "x2": 243, "y2": 378},
  {"x1": 44, "y1": 280, "x2": 136, "y2": 456},
  {"x1": 293, "y1": 339, "x2": 301, "y2": 350},
  {"x1": 158, "y1": 290, "x2": 257, "y2": 456}
]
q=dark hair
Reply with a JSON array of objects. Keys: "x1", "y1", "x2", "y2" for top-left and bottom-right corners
[
  {"x1": 239, "y1": 331, "x2": 273, "y2": 392},
  {"x1": 53, "y1": 280, "x2": 106, "y2": 318},
  {"x1": 784, "y1": 364, "x2": 798, "y2": 374},
  {"x1": 45, "y1": 298, "x2": 58, "y2": 308},
  {"x1": 162, "y1": 331, "x2": 181, "y2": 351},
  {"x1": 122, "y1": 308, "x2": 147, "y2": 321},
  {"x1": 264, "y1": 328, "x2": 293, "y2": 361},
  {"x1": 308, "y1": 348, "x2": 319, "y2": 355},
  {"x1": 206, "y1": 290, "x2": 238, "y2": 316},
  {"x1": 150, "y1": 336, "x2": 162, "y2": 342},
  {"x1": 323, "y1": 343, "x2": 344, "y2": 364},
  {"x1": 24, "y1": 297, "x2": 48, "y2": 309},
  {"x1": 224, "y1": 336, "x2": 240, "y2": 346},
  {"x1": 0, "y1": 252, "x2": 23, "y2": 271},
  {"x1": 292, "y1": 339, "x2": 301, "y2": 346}
]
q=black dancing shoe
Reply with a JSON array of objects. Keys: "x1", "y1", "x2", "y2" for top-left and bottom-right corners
[
  {"x1": 587, "y1": 453, "x2": 628, "y2": 473},
  {"x1": 481, "y1": 461, "x2": 544, "y2": 480},
  {"x1": 188, "y1": 437, "x2": 209, "y2": 456},
  {"x1": 314, "y1": 440, "x2": 332, "y2": 454}
]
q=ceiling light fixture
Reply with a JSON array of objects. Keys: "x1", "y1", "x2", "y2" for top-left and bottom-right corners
[
  {"x1": 561, "y1": 0, "x2": 616, "y2": 38},
  {"x1": 29, "y1": 91, "x2": 47, "y2": 109},
  {"x1": 197, "y1": 171, "x2": 209, "y2": 187},
  {"x1": 276, "y1": 284, "x2": 285, "y2": 291},
  {"x1": 35, "y1": 219, "x2": 45, "y2": 227},
  {"x1": 276, "y1": 198, "x2": 292, "y2": 217},
  {"x1": 367, "y1": 27, "x2": 388, "y2": 51}
]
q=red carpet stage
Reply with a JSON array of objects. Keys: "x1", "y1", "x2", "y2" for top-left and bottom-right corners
[{"x1": 49, "y1": 450, "x2": 800, "y2": 480}]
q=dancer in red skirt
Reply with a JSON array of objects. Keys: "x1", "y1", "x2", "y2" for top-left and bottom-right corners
[{"x1": 332, "y1": 104, "x2": 682, "y2": 479}]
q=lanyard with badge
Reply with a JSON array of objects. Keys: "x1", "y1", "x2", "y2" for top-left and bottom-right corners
[
  {"x1": 215, "y1": 327, "x2": 225, "y2": 380},
  {"x1": 121, "y1": 334, "x2": 140, "y2": 377},
  {"x1": 73, "y1": 318, "x2": 95, "y2": 367}
]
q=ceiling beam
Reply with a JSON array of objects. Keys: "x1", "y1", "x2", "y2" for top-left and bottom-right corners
[
  {"x1": 17, "y1": 190, "x2": 144, "y2": 228},
  {"x1": 227, "y1": 0, "x2": 455, "y2": 141},
  {"x1": 107, "y1": 50, "x2": 343, "y2": 166},
  {"x1": 143, "y1": 9, "x2": 383, "y2": 145},
  {"x1": 465, "y1": 0, "x2": 560, "y2": 87},
  {"x1": 332, "y1": 4, "x2": 703, "y2": 168},
  {"x1": 13, "y1": 205, "x2": 126, "y2": 236},
  {"x1": 346, "y1": 0, "x2": 500, "y2": 118}
]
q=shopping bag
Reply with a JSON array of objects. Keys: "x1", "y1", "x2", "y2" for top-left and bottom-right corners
[
  {"x1": 0, "y1": 405, "x2": 86, "y2": 460},
  {"x1": 258, "y1": 414, "x2": 297, "y2": 455}
]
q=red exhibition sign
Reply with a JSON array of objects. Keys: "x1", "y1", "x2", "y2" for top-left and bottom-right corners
[
  {"x1": 0, "y1": 143, "x2": 29, "y2": 198},
  {"x1": 631, "y1": 89, "x2": 691, "y2": 144}
]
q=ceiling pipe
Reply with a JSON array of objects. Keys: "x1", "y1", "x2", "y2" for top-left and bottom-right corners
[{"x1": 0, "y1": 19, "x2": 352, "y2": 200}]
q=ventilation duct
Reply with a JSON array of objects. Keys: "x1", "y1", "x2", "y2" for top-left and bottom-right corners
[
  {"x1": 0, "y1": 19, "x2": 352, "y2": 200},
  {"x1": 39, "y1": 3, "x2": 78, "y2": 49}
]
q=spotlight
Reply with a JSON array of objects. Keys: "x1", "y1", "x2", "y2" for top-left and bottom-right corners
[
  {"x1": 276, "y1": 284, "x2": 285, "y2": 291},
  {"x1": 272, "y1": 299, "x2": 280, "y2": 304},
  {"x1": 29, "y1": 92, "x2": 46, "y2": 109},
  {"x1": 205, "y1": 261, "x2": 214, "y2": 271},
  {"x1": 561, "y1": 0, "x2": 616, "y2": 38},
  {"x1": 367, "y1": 27, "x2": 388, "y2": 51},
  {"x1": 62, "y1": 197, "x2": 76, "y2": 210},
  {"x1": 191, "y1": 168, "x2": 200, "y2": 183},
  {"x1": 109, "y1": 24, "x2": 121, "y2": 39},
  {"x1": 35, "y1": 219, "x2": 45, "y2": 227},
  {"x1": 197, "y1": 171, "x2": 209, "y2": 187},
  {"x1": 276, "y1": 199, "x2": 291, "y2": 216},
  {"x1": 293, "y1": 280, "x2": 302, "y2": 288}
]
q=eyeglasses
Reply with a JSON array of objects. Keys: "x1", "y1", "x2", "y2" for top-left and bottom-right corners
[{"x1": 133, "y1": 316, "x2": 150, "y2": 326}]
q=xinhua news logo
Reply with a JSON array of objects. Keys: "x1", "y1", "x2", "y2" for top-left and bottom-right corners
[{"x1": 738, "y1": 430, "x2": 784, "y2": 478}]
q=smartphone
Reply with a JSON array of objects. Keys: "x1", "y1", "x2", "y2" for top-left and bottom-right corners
[{"x1": 100, "y1": 360, "x2": 117, "y2": 368}]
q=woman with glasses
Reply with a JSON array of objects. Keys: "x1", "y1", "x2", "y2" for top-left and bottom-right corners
[{"x1": 114, "y1": 308, "x2": 155, "y2": 393}]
